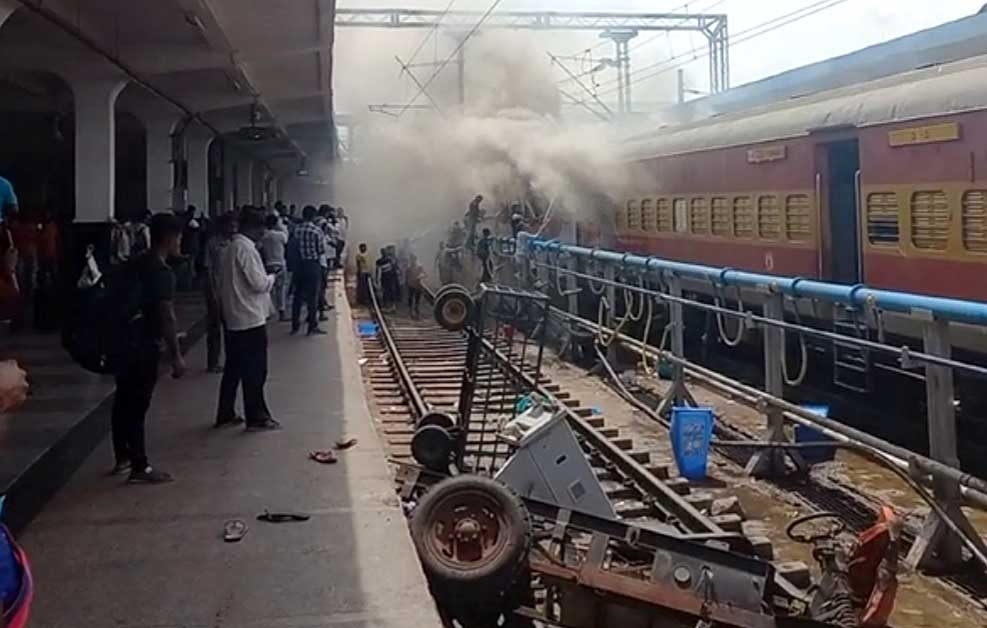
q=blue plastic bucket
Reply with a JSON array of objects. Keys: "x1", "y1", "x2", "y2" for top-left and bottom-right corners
[
  {"x1": 670, "y1": 406, "x2": 715, "y2": 480},
  {"x1": 357, "y1": 322, "x2": 379, "y2": 338},
  {"x1": 796, "y1": 405, "x2": 836, "y2": 464}
]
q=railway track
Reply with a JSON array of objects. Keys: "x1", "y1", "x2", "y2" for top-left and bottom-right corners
[{"x1": 356, "y1": 286, "x2": 813, "y2": 593}]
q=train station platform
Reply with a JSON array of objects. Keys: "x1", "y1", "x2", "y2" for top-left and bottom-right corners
[
  {"x1": 15, "y1": 285, "x2": 443, "y2": 628},
  {"x1": 0, "y1": 293, "x2": 206, "y2": 533}
]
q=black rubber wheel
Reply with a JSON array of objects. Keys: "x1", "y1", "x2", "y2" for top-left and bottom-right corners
[
  {"x1": 434, "y1": 283, "x2": 469, "y2": 302},
  {"x1": 418, "y1": 411, "x2": 456, "y2": 430},
  {"x1": 411, "y1": 424, "x2": 454, "y2": 471},
  {"x1": 411, "y1": 475, "x2": 532, "y2": 606},
  {"x1": 433, "y1": 287, "x2": 474, "y2": 332}
]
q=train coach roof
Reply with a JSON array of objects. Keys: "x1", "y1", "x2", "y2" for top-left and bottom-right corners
[{"x1": 622, "y1": 53, "x2": 987, "y2": 160}]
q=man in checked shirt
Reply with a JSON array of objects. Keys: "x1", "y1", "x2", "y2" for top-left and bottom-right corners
[{"x1": 290, "y1": 205, "x2": 327, "y2": 336}]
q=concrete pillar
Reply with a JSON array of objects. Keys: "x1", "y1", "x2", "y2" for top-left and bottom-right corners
[
  {"x1": 236, "y1": 158, "x2": 253, "y2": 207},
  {"x1": 71, "y1": 78, "x2": 128, "y2": 222},
  {"x1": 142, "y1": 116, "x2": 181, "y2": 213},
  {"x1": 252, "y1": 163, "x2": 266, "y2": 208},
  {"x1": 222, "y1": 149, "x2": 235, "y2": 210},
  {"x1": 186, "y1": 128, "x2": 213, "y2": 214}
]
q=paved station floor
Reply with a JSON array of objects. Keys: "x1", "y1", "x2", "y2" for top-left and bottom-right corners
[
  {"x1": 18, "y1": 285, "x2": 442, "y2": 628},
  {"x1": 0, "y1": 293, "x2": 206, "y2": 532}
]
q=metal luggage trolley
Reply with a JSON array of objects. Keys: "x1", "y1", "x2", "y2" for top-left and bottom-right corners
[{"x1": 437, "y1": 282, "x2": 552, "y2": 476}]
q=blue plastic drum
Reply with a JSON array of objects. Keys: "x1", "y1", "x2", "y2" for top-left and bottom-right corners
[{"x1": 670, "y1": 407, "x2": 715, "y2": 480}]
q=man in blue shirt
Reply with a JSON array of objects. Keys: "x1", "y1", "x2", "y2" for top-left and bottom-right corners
[{"x1": 0, "y1": 176, "x2": 17, "y2": 221}]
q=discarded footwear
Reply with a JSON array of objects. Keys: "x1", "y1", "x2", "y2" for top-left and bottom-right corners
[
  {"x1": 334, "y1": 437, "x2": 358, "y2": 450},
  {"x1": 128, "y1": 466, "x2": 174, "y2": 484},
  {"x1": 214, "y1": 415, "x2": 245, "y2": 428},
  {"x1": 309, "y1": 450, "x2": 338, "y2": 464},
  {"x1": 245, "y1": 418, "x2": 282, "y2": 432},
  {"x1": 223, "y1": 519, "x2": 248, "y2": 543},
  {"x1": 257, "y1": 510, "x2": 310, "y2": 523}
]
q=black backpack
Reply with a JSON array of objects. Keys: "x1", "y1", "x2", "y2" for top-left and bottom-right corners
[{"x1": 62, "y1": 255, "x2": 145, "y2": 375}]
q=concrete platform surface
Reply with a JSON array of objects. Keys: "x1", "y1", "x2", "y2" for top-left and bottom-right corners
[
  {"x1": 0, "y1": 293, "x2": 206, "y2": 532},
  {"x1": 19, "y1": 284, "x2": 443, "y2": 628}
]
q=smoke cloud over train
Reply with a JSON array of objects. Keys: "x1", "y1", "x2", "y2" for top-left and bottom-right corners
[{"x1": 332, "y1": 31, "x2": 629, "y2": 248}]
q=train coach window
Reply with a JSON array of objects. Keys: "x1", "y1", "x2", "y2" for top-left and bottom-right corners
[
  {"x1": 673, "y1": 198, "x2": 689, "y2": 233},
  {"x1": 910, "y1": 191, "x2": 949, "y2": 251},
  {"x1": 641, "y1": 199, "x2": 656, "y2": 232},
  {"x1": 866, "y1": 192, "x2": 899, "y2": 246},
  {"x1": 712, "y1": 197, "x2": 731, "y2": 236},
  {"x1": 785, "y1": 194, "x2": 812, "y2": 243},
  {"x1": 962, "y1": 190, "x2": 987, "y2": 253},
  {"x1": 757, "y1": 195, "x2": 781, "y2": 240},
  {"x1": 690, "y1": 198, "x2": 710, "y2": 235},
  {"x1": 626, "y1": 199, "x2": 641, "y2": 231},
  {"x1": 734, "y1": 196, "x2": 754, "y2": 238},
  {"x1": 657, "y1": 198, "x2": 673, "y2": 232}
]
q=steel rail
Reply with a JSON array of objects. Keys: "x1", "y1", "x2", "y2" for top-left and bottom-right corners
[
  {"x1": 368, "y1": 283, "x2": 430, "y2": 418},
  {"x1": 546, "y1": 305, "x2": 987, "y2": 510}
]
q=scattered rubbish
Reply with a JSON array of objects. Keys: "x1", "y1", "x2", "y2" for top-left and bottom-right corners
[
  {"x1": 357, "y1": 358, "x2": 369, "y2": 366},
  {"x1": 334, "y1": 437, "x2": 358, "y2": 450},
  {"x1": 257, "y1": 510, "x2": 311, "y2": 523},
  {"x1": 309, "y1": 450, "x2": 338, "y2": 464},
  {"x1": 590, "y1": 405, "x2": 602, "y2": 415},
  {"x1": 222, "y1": 519, "x2": 248, "y2": 543},
  {"x1": 357, "y1": 322, "x2": 379, "y2": 338}
]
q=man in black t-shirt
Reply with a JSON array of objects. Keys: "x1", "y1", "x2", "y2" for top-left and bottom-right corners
[{"x1": 110, "y1": 213, "x2": 186, "y2": 484}]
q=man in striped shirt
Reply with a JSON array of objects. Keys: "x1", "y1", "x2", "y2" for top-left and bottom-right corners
[{"x1": 290, "y1": 205, "x2": 327, "y2": 336}]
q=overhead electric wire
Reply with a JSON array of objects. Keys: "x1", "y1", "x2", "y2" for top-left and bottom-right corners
[
  {"x1": 554, "y1": 0, "x2": 729, "y2": 87},
  {"x1": 595, "y1": 0, "x2": 854, "y2": 97},
  {"x1": 402, "y1": 0, "x2": 457, "y2": 70},
  {"x1": 560, "y1": 0, "x2": 724, "y2": 58},
  {"x1": 395, "y1": 0, "x2": 504, "y2": 118},
  {"x1": 593, "y1": 0, "x2": 850, "y2": 93}
]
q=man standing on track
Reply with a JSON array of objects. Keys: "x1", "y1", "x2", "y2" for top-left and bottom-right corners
[
  {"x1": 290, "y1": 205, "x2": 327, "y2": 336},
  {"x1": 215, "y1": 208, "x2": 279, "y2": 431}
]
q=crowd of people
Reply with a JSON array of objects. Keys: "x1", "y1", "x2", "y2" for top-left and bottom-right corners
[
  {"x1": 0, "y1": 175, "x2": 62, "y2": 331},
  {"x1": 107, "y1": 200, "x2": 350, "y2": 484}
]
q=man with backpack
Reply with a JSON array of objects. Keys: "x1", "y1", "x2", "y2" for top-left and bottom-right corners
[{"x1": 110, "y1": 213, "x2": 186, "y2": 484}]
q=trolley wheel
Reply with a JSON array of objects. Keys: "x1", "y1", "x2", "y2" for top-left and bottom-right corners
[
  {"x1": 433, "y1": 287, "x2": 474, "y2": 332},
  {"x1": 411, "y1": 475, "x2": 532, "y2": 606},
  {"x1": 411, "y1": 424, "x2": 454, "y2": 471},
  {"x1": 418, "y1": 411, "x2": 456, "y2": 430},
  {"x1": 434, "y1": 283, "x2": 469, "y2": 301}
]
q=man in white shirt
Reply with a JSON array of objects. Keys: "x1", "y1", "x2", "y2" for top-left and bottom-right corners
[{"x1": 215, "y1": 208, "x2": 279, "y2": 431}]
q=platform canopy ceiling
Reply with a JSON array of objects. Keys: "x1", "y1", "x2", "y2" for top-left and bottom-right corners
[{"x1": 0, "y1": 0, "x2": 336, "y2": 173}]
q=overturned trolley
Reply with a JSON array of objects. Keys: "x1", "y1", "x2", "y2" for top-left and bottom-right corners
[
  {"x1": 400, "y1": 403, "x2": 899, "y2": 628},
  {"x1": 398, "y1": 285, "x2": 899, "y2": 628}
]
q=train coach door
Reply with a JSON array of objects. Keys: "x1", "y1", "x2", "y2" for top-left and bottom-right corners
[{"x1": 824, "y1": 139, "x2": 861, "y2": 283}]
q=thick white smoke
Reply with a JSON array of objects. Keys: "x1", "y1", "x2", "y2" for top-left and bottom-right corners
[{"x1": 332, "y1": 31, "x2": 629, "y2": 250}]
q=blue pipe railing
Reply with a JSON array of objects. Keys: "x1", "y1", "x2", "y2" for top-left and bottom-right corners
[{"x1": 521, "y1": 234, "x2": 987, "y2": 327}]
